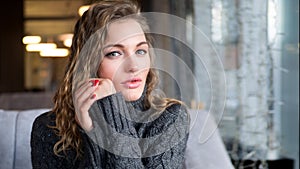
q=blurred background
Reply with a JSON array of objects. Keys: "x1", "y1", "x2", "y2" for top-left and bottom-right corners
[{"x1": 0, "y1": 0, "x2": 298, "y2": 168}]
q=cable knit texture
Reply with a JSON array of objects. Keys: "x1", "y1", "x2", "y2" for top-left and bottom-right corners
[{"x1": 31, "y1": 92, "x2": 189, "y2": 169}]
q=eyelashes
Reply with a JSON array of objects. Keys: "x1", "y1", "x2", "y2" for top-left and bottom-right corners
[
  {"x1": 104, "y1": 49, "x2": 148, "y2": 58},
  {"x1": 105, "y1": 51, "x2": 122, "y2": 57},
  {"x1": 136, "y1": 49, "x2": 147, "y2": 55}
]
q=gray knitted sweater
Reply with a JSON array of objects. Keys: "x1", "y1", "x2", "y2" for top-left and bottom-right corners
[{"x1": 31, "y1": 92, "x2": 189, "y2": 169}]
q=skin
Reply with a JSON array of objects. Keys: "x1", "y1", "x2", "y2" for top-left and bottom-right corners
[{"x1": 74, "y1": 19, "x2": 151, "y2": 131}]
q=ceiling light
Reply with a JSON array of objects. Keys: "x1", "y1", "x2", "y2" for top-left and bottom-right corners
[
  {"x1": 26, "y1": 43, "x2": 57, "y2": 52},
  {"x1": 78, "y1": 5, "x2": 90, "y2": 16},
  {"x1": 22, "y1": 36, "x2": 41, "y2": 44},
  {"x1": 58, "y1": 33, "x2": 73, "y2": 47},
  {"x1": 58, "y1": 33, "x2": 73, "y2": 41},
  {"x1": 63, "y1": 39, "x2": 72, "y2": 47},
  {"x1": 40, "y1": 48, "x2": 69, "y2": 57}
]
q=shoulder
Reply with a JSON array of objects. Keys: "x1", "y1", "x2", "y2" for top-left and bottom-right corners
[
  {"x1": 154, "y1": 102, "x2": 189, "y2": 126},
  {"x1": 165, "y1": 102, "x2": 188, "y2": 118},
  {"x1": 31, "y1": 111, "x2": 58, "y2": 142},
  {"x1": 165, "y1": 102, "x2": 190, "y2": 128},
  {"x1": 31, "y1": 112, "x2": 80, "y2": 168},
  {"x1": 166, "y1": 102, "x2": 187, "y2": 111},
  {"x1": 32, "y1": 111, "x2": 56, "y2": 131}
]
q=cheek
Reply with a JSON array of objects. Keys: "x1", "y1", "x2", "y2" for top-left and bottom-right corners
[
  {"x1": 140, "y1": 55, "x2": 151, "y2": 69},
  {"x1": 141, "y1": 57, "x2": 151, "y2": 81},
  {"x1": 98, "y1": 60, "x2": 117, "y2": 80}
]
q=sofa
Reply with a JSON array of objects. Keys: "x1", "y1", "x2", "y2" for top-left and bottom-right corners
[
  {"x1": 0, "y1": 107, "x2": 234, "y2": 169},
  {"x1": 0, "y1": 109, "x2": 50, "y2": 169}
]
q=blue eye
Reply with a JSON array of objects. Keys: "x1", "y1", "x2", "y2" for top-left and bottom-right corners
[
  {"x1": 105, "y1": 51, "x2": 122, "y2": 58},
  {"x1": 136, "y1": 49, "x2": 147, "y2": 55}
]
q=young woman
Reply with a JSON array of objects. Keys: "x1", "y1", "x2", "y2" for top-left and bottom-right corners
[{"x1": 31, "y1": 1, "x2": 189, "y2": 168}]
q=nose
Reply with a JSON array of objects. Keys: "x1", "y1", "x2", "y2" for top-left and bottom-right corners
[{"x1": 125, "y1": 54, "x2": 139, "y2": 73}]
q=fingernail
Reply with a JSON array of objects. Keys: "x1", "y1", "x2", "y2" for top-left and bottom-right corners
[
  {"x1": 90, "y1": 79, "x2": 100, "y2": 86},
  {"x1": 91, "y1": 94, "x2": 96, "y2": 99}
]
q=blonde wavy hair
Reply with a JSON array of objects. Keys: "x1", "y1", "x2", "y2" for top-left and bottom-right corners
[{"x1": 51, "y1": 0, "x2": 183, "y2": 159}]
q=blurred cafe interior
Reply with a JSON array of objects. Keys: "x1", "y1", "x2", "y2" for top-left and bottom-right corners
[{"x1": 0, "y1": 0, "x2": 298, "y2": 169}]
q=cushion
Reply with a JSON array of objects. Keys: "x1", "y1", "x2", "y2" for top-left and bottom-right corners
[
  {"x1": 184, "y1": 109, "x2": 234, "y2": 169},
  {"x1": 0, "y1": 110, "x2": 18, "y2": 169},
  {"x1": 14, "y1": 109, "x2": 49, "y2": 169}
]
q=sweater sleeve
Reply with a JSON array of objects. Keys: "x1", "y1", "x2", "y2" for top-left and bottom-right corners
[{"x1": 30, "y1": 112, "x2": 78, "y2": 169}]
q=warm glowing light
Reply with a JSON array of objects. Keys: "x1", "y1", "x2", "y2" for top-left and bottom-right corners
[
  {"x1": 63, "y1": 39, "x2": 72, "y2": 47},
  {"x1": 40, "y1": 48, "x2": 69, "y2": 57},
  {"x1": 22, "y1": 36, "x2": 41, "y2": 44},
  {"x1": 78, "y1": 5, "x2": 90, "y2": 16},
  {"x1": 57, "y1": 33, "x2": 73, "y2": 47},
  {"x1": 26, "y1": 43, "x2": 57, "y2": 52},
  {"x1": 58, "y1": 33, "x2": 73, "y2": 40}
]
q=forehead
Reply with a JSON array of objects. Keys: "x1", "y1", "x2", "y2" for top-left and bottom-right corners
[{"x1": 105, "y1": 19, "x2": 146, "y2": 44}]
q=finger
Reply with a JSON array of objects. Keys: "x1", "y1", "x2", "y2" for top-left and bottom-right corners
[
  {"x1": 95, "y1": 79, "x2": 116, "y2": 99},
  {"x1": 74, "y1": 81, "x2": 92, "y2": 99},
  {"x1": 75, "y1": 79, "x2": 100, "y2": 100},
  {"x1": 99, "y1": 79, "x2": 115, "y2": 92},
  {"x1": 89, "y1": 78, "x2": 101, "y2": 87},
  {"x1": 77, "y1": 93, "x2": 98, "y2": 127}
]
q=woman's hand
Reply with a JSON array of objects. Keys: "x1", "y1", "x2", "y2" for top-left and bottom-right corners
[{"x1": 74, "y1": 78, "x2": 116, "y2": 131}]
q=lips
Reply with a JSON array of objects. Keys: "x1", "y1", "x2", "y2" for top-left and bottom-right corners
[{"x1": 121, "y1": 77, "x2": 142, "y2": 89}]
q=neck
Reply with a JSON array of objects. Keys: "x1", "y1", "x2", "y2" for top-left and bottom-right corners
[{"x1": 126, "y1": 87, "x2": 148, "y2": 111}]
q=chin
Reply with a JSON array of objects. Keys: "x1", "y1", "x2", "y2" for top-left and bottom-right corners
[{"x1": 122, "y1": 89, "x2": 143, "y2": 101}]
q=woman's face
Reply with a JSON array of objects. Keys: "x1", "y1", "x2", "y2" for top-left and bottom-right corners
[{"x1": 98, "y1": 19, "x2": 150, "y2": 101}]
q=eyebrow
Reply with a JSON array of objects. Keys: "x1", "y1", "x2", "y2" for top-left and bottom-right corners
[{"x1": 102, "y1": 41, "x2": 148, "y2": 50}]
